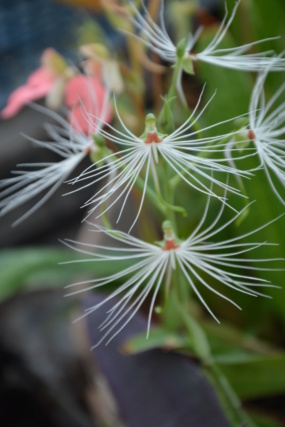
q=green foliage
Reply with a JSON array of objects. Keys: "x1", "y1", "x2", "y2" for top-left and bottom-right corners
[
  {"x1": 217, "y1": 354, "x2": 285, "y2": 399},
  {"x1": 0, "y1": 248, "x2": 131, "y2": 302}
]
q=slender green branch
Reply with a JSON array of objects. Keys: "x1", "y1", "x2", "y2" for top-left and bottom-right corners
[{"x1": 158, "y1": 59, "x2": 182, "y2": 133}]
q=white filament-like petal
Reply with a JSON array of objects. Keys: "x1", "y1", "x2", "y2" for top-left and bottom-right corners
[
  {"x1": 73, "y1": 94, "x2": 252, "y2": 229},
  {"x1": 129, "y1": 0, "x2": 285, "y2": 73},
  {"x1": 0, "y1": 108, "x2": 91, "y2": 225},
  {"x1": 0, "y1": 153, "x2": 86, "y2": 226},
  {"x1": 229, "y1": 60, "x2": 285, "y2": 204},
  {"x1": 0, "y1": 82, "x2": 110, "y2": 224},
  {"x1": 64, "y1": 207, "x2": 283, "y2": 345}
]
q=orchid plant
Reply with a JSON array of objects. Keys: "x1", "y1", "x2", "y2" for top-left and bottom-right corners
[{"x1": 1, "y1": 1, "x2": 285, "y2": 426}]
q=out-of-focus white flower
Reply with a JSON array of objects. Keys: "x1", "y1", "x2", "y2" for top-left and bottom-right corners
[
  {"x1": 0, "y1": 83, "x2": 111, "y2": 226},
  {"x1": 225, "y1": 58, "x2": 285, "y2": 204},
  {"x1": 70, "y1": 89, "x2": 252, "y2": 232},
  {"x1": 129, "y1": 0, "x2": 285, "y2": 73},
  {"x1": 63, "y1": 200, "x2": 282, "y2": 347},
  {"x1": 246, "y1": 66, "x2": 285, "y2": 204}
]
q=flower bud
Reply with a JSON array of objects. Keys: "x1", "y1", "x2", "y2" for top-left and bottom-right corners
[
  {"x1": 176, "y1": 38, "x2": 187, "y2": 59},
  {"x1": 233, "y1": 117, "x2": 248, "y2": 130},
  {"x1": 145, "y1": 113, "x2": 157, "y2": 133},
  {"x1": 41, "y1": 48, "x2": 68, "y2": 76}
]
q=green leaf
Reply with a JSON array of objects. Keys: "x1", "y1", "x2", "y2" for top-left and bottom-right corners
[
  {"x1": 203, "y1": 321, "x2": 275, "y2": 356},
  {"x1": 216, "y1": 354, "x2": 285, "y2": 399},
  {"x1": 122, "y1": 327, "x2": 190, "y2": 354},
  {"x1": 0, "y1": 247, "x2": 132, "y2": 302}
]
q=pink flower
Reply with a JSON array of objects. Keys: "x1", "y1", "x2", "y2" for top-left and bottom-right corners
[
  {"x1": 1, "y1": 48, "x2": 71, "y2": 119},
  {"x1": 1, "y1": 48, "x2": 112, "y2": 135},
  {"x1": 1, "y1": 67, "x2": 54, "y2": 119},
  {"x1": 65, "y1": 75, "x2": 112, "y2": 135}
]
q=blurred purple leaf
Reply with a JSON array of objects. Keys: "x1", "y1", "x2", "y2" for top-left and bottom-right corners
[{"x1": 85, "y1": 294, "x2": 231, "y2": 427}]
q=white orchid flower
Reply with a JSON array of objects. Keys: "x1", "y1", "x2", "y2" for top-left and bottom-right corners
[
  {"x1": 225, "y1": 58, "x2": 285, "y2": 204},
  {"x1": 0, "y1": 83, "x2": 110, "y2": 226},
  {"x1": 69, "y1": 89, "x2": 252, "y2": 232},
  {"x1": 247, "y1": 66, "x2": 285, "y2": 204},
  {"x1": 63, "y1": 198, "x2": 282, "y2": 347},
  {"x1": 129, "y1": 0, "x2": 285, "y2": 73}
]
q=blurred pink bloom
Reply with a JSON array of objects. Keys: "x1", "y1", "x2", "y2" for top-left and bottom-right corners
[
  {"x1": 1, "y1": 67, "x2": 54, "y2": 119},
  {"x1": 1, "y1": 56, "x2": 112, "y2": 135},
  {"x1": 66, "y1": 75, "x2": 112, "y2": 135}
]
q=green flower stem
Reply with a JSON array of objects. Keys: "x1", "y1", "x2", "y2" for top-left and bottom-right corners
[
  {"x1": 157, "y1": 55, "x2": 202, "y2": 137},
  {"x1": 141, "y1": 153, "x2": 186, "y2": 224},
  {"x1": 158, "y1": 59, "x2": 183, "y2": 133},
  {"x1": 168, "y1": 61, "x2": 183, "y2": 100},
  {"x1": 162, "y1": 161, "x2": 178, "y2": 232},
  {"x1": 171, "y1": 269, "x2": 257, "y2": 427},
  {"x1": 135, "y1": 174, "x2": 166, "y2": 215},
  {"x1": 204, "y1": 364, "x2": 258, "y2": 427}
]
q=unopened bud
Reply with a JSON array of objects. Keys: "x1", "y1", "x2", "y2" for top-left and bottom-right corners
[
  {"x1": 162, "y1": 220, "x2": 174, "y2": 239},
  {"x1": 233, "y1": 117, "x2": 248, "y2": 130},
  {"x1": 233, "y1": 128, "x2": 250, "y2": 150},
  {"x1": 145, "y1": 113, "x2": 157, "y2": 132},
  {"x1": 176, "y1": 38, "x2": 187, "y2": 59},
  {"x1": 41, "y1": 48, "x2": 67, "y2": 76}
]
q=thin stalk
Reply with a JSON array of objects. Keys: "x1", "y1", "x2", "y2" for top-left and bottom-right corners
[
  {"x1": 204, "y1": 364, "x2": 257, "y2": 427},
  {"x1": 161, "y1": 160, "x2": 178, "y2": 233},
  {"x1": 148, "y1": 151, "x2": 186, "y2": 219},
  {"x1": 168, "y1": 60, "x2": 183, "y2": 100},
  {"x1": 158, "y1": 59, "x2": 183, "y2": 133},
  {"x1": 135, "y1": 173, "x2": 166, "y2": 215},
  {"x1": 171, "y1": 269, "x2": 257, "y2": 427},
  {"x1": 157, "y1": 57, "x2": 202, "y2": 137}
]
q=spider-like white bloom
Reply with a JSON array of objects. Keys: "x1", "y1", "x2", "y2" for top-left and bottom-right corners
[
  {"x1": 63, "y1": 198, "x2": 282, "y2": 347},
  {"x1": 69, "y1": 89, "x2": 252, "y2": 232},
  {"x1": 129, "y1": 0, "x2": 285, "y2": 73},
  {"x1": 0, "y1": 89, "x2": 110, "y2": 226},
  {"x1": 246, "y1": 66, "x2": 285, "y2": 204}
]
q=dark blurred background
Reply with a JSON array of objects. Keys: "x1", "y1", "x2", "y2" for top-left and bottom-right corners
[{"x1": 1, "y1": 1, "x2": 285, "y2": 426}]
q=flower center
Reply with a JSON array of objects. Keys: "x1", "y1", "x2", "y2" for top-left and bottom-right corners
[
  {"x1": 145, "y1": 131, "x2": 162, "y2": 144},
  {"x1": 162, "y1": 238, "x2": 180, "y2": 251},
  {"x1": 161, "y1": 220, "x2": 180, "y2": 251},
  {"x1": 248, "y1": 129, "x2": 256, "y2": 141}
]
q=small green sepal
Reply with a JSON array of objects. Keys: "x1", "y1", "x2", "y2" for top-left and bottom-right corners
[{"x1": 181, "y1": 56, "x2": 194, "y2": 74}]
